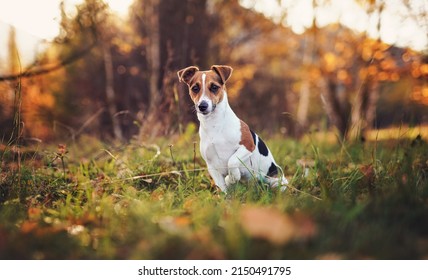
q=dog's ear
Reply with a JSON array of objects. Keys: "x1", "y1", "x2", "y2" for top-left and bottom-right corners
[
  {"x1": 177, "y1": 66, "x2": 199, "y2": 85},
  {"x1": 211, "y1": 65, "x2": 233, "y2": 84}
]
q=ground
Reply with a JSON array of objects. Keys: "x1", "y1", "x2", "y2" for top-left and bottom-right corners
[{"x1": 1, "y1": 126, "x2": 428, "y2": 259}]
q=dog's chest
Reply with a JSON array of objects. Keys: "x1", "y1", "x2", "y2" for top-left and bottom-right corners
[
  {"x1": 199, "y1": 123, "x2": 241, "y2": 168},
  {"x1": 202, "y1": 137, "x2": 235, "y2": 162}
]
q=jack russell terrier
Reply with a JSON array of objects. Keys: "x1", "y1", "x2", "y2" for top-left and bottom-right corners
[{"x1": 177, "y1": 65, "x2": 288, "y2": 193}]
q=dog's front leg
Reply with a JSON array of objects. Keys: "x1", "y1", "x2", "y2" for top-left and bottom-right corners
[
  {"x1": 225, "y1": 145, "x2": 252, "y2": 187},
  {"x1": 207, "y1": 166, "x2": 227, "y2": 193}
]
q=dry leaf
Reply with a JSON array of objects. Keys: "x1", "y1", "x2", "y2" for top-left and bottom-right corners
[
  {"x1": 292, "y1": 212, "x2": 318, "y2": 239},
  {"x1": 158, "y1": 216, "x2": 191, "y2": 235},
  {"x1": 150, "y1": 189, "x2": 165, "y2": 201},
  {"x1": 183, "y1": 197, "x2": 196, "y2": 212},
  {"x1": 20, "y1": 221, "x2": 38, "y2": 234},
  {"x1": 240, "y1": 207, "x2": 318, "y2": 245},
  {"x1": 240, "y1": 206, "x2": 296, "y2": 245},
  {"x1": 174, "y1": 216, "x2": 191, "y2": 227},
  {"x1": 28, "y1": 207, "x2": 42, "y2": 220}
]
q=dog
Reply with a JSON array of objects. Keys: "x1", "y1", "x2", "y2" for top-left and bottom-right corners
[{"x1": 177, "y1": 65, "x2": 287, "y2": 193}]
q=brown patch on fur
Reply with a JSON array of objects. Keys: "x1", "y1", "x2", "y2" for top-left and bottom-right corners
[
  {"x1": 177, "y1": 66, "x2": 199, "y2": 84},
  {"x1": 177, "y1": 66, "x2": 235, "y2": 107},
  {"x1": 239, "y1": 120, "x2": 256, "y2": 152},
  {"x1": 211, "y1": 65, "x2": 233, "y2": 84}
]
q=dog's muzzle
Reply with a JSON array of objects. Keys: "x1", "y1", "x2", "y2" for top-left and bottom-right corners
[
  {"x1": 198, "y1": 101, "x2": 209, "y2": 114},
  {"x1": 197, "y1": 100, "x2": 217, "y2": 115}
]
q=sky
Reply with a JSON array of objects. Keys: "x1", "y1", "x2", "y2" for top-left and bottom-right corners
[
  {"x1": 0, "y1": 0, "x2": 427, "y2": 69},
  {"x1": 240, "y1": 0, "x2": 428, "y2": 51},
  {"x1": 0, "y1": 0, "x2": 133, "y2": 67}
]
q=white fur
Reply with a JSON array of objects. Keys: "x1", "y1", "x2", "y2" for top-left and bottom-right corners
[{"x1": 197, "y1": 91, "x2": 288, "y2": 193}]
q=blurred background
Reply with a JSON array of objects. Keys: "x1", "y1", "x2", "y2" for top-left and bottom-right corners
[{"x1": 0, "y1": 0, "x2": 427, "y2": 143}]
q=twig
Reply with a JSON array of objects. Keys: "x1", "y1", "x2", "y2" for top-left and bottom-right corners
[
  {"x1": 287, "y1": 184, "x2": 322, "y2": 201},
  {"x1": 75, "y1": 107, "x2": 105, "y2": 137},
  {"x1": 193, "y1": 141, "x2": 197, "y2": 188},
  {"x1": 168, "y1": 144, "x2": 176, "y2": 166}
]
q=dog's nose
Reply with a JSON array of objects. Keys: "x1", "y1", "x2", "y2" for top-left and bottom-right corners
[{"x1": 198, "y1": 101, "x2": 209, "y2": 113}]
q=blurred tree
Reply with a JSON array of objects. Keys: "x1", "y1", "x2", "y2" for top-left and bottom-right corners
[
  {"x1": 241, "y1": 0, "x2": 428, "y2": 139},
  {"x1": 208, "y1": 0, "x2": 299, "y2": 135},
  {"x1": 0, "y1": 27, "x2": 20, "y2": 140},
  {"x1": 347, "y1": 0, "x2": 384, "y2": 140},
  {"x1": 294, "y1": 0, "x2": 317, "y2": 137},
  {"x1": 45, "y1": 0, "x2": 126, "y2": 140},
  {"x1": 2, "y1": 26, "x2": 55, "y2": 142},
  {"x1": 131, "y1": 0, "x2": 210, "y2": 138},
  {"x1": 1, "y1": 0, "x2": 426, "y2": 142},
  {"x1": 8, "y1": 27, "x2": 20, "y2": 75}
]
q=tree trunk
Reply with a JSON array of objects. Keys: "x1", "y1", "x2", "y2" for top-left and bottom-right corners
[
  {"x1": 348, "y1": 78, "x2": 379, "y2": 140},
  {"x1": 364, "y1": 79, "x2": 379, "y2": 132},
  {"x1": 102, "y1": 41, "x2": 123, "y2": 141},
  {"x1": 296, "y1": 77, "x2": 310, "y2": 135},
  {"x1": 295, "y1": 9, "x2": 317, "y2": 137},
  {"x1": 349, "y1": 83, "x2": 365, "y2": 140},
  {"x1": 138, "y1": 0, "x2": 162, "y2": 139},
  {"x1": 319, "y1": 77, "x2": 349, "y2": 138},
  {"x1": 147, "y1": 0, "x2": 161, "y2": 115},
  {"x1": 138, "y1": 0, "x2": 209, "y2": 139}
]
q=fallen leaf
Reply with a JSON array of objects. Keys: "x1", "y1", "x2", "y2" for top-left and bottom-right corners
[
  {"x1": 158, "y1": 216, "x2": 191, "y2": 235},
  {"x1": 174, "y1": 216, "x2": 191, "y2": 227},
  {"x1": 183, "y1": 197, "x2": 196, "y2": 212},
  {"x1": 28, "y1": 207, "x2": 42, "y2": 220},
  {"x1": 240, "y1": 206, "x2": 296, "y2": 245},
  {"x1": 20, "y1": 221, "x2": 38, "y2": 234},
  {"x1": 292, "y1": 212, "x2": 318, "y2": 239},
  {"x1": 21, "y1": 221, "x2": 66, "y2": 236},
  {"x1": 240, "y1": 207, "x2": 318, "y2": 245},
  {"x1": 151, "y1": 189, "x2": 165, "y2": 201}
]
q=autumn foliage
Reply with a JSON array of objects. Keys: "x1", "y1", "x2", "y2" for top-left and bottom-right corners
[
  {"x1": 0, "y1": 0, "x2": 427, "y2": 142},
  {"x1": 1, "y1": 0, "x2": 428, "y2": 261}
]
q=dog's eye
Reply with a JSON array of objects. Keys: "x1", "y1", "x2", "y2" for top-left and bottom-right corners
[
  {"x1": 191, "y1": 84, "x2": 200, "y2": 93},
  {"x1": 210, "y1": 84, "x2": 220, "y2": 93}
]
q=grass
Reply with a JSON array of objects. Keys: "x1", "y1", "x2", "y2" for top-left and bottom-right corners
[{"x1": 0, "y1": 128, "x2": 428, "y2": 259}]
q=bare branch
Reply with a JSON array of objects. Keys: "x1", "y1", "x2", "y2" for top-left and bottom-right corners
[{"x1": 0, "y1": 41, "x2": 97, "y2": 82}]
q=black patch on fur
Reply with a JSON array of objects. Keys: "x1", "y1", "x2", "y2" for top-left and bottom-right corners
[
  {"x1": 258, "y1": 137, "x2": 269, "y2": 156},
  {"x1": 267, "y1": 162, "x2": 278, "y2": 177},
  {"x1": 250, "y1": 130, "x2": 257, "y2": 145}
]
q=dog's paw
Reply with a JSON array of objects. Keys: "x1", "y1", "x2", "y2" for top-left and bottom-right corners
[
  {"x1": 225, "y1": 175, "x2": 235, "y2": 187},
  {"x1": 225, "y1": 168, "x2": 241, "y2": 187},
  {"x1": 268, "y1": 176, "x2": 288, "y2": 192}
]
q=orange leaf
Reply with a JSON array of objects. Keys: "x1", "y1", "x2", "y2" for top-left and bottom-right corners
[
  {"x1": 292, "y1": 212, "x2": 318, "y2": 239},
  {"x1": 20, "y1": 221, "x2": 38, "y2": 234},
  {"x1": 240, "y1": 206, "x2": 296, "y2": 245},
  {"x1": 28, "y1": 207, "x2": 42, "y2": 220}
]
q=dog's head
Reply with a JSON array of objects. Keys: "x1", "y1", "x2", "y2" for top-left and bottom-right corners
[{"x1": 177, "y1": 65, "x2": 233, "y2": 116}]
